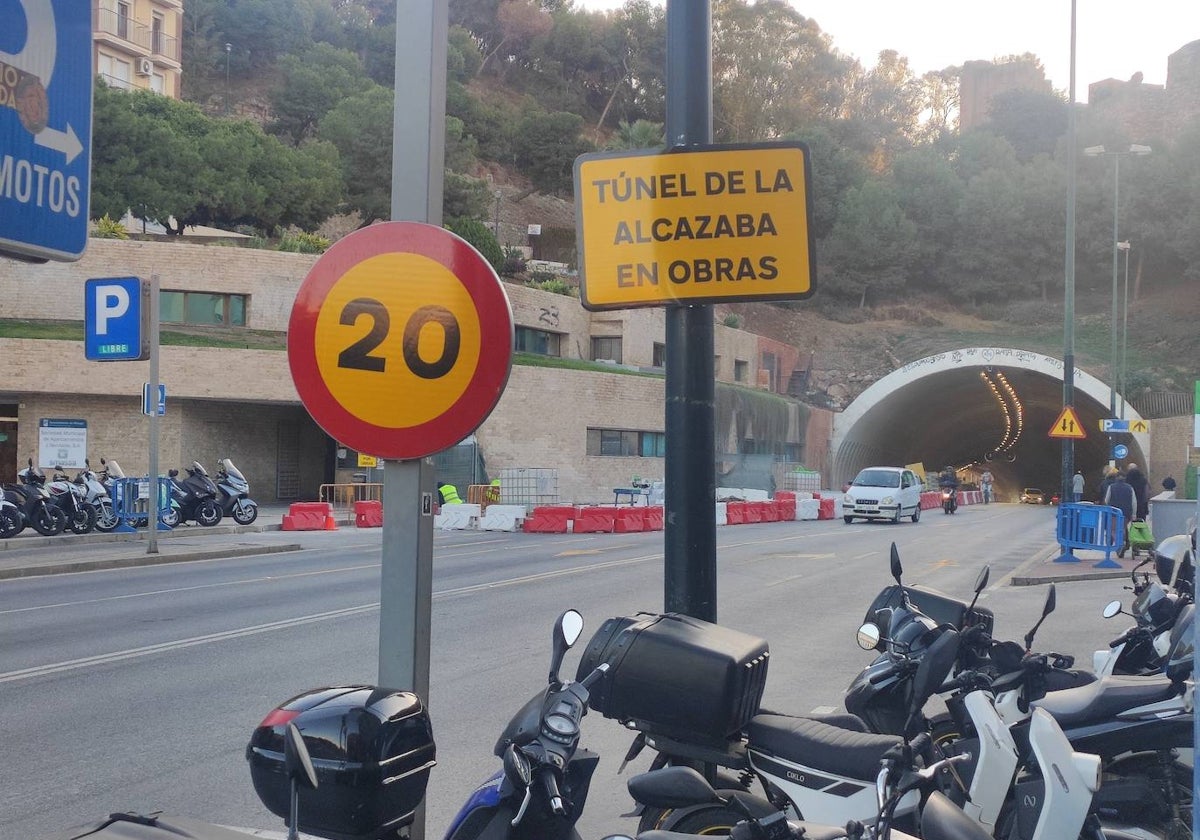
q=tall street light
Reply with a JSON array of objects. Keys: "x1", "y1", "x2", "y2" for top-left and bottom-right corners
[
  {"x1": 225, "y1": 43, "x2": 232, "y2": 115},
  {"x1": 1083, "y1": 143, "x2": 1151, "y2": 424},
  {"x1": 1118, "y1": 240, "x2": 1130, "y2": 418}
]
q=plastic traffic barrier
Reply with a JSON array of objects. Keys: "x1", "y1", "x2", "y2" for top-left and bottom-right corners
[
  {"x1": 479, "y1": 504, "x2": 525, "y2": 532},
  {"x1": 283, "y1": 501, "x2": 336, "y2": 531},
  {"x1": 573, "y1": 506, "x2": 616, "y2": 534},
  {"x1": 643, "y1": 506, "x2": 664, "y2": 531},
  {"x1": 523, "y1": 505, "x2": 573, "y2": 533},
  {"x1": 613, "y1": 507, "x2": 646, "y2": 533},
  {"x1": 354, "y1": 499, "x2": 383, "y2": 528},
  {"x1": 725, "y1": 501, "x2": 747, "y2": 525}
]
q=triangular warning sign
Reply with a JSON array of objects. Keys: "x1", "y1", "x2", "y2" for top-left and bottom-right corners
[{"x1": 1048, "y1": 406, "x2": 1086, "y2": 439}]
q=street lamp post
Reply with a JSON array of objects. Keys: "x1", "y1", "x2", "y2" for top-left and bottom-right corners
[
  {"x1": 225, "y1": 43, "x2": 232, "y2": 115},
  {"x1": 1118, "y1": 240, "x2": 1131, "y2": 418},
  {"x1": 493, "y1": 190, "x2": 502, "y2": 244},
  {"x1": 1083, "y1": 143, "x2": 1150, "y2": 424}
]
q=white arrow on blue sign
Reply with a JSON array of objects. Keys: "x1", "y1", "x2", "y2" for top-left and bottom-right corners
[
  {"x1": 1112, "y1": 444, "x2": 1129, "y2": 460},
  {"x1": 85, "y1": 277, "x2": 149, "y2": 360},
  {"x1": 0, "y1": 0, "x2": 93, "y2": 262}
]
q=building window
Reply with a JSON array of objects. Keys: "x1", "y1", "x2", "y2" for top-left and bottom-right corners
[
  {"x1": 117, "y1": 1, "x2": 130, "y2": 38},
  {"x1": 734, "y1": 359, "x2": 749, "y2": 382},
  {"x1": 652, "y1": 342, "x2": 665, "y2": 368},
  {"x1": 98, "y1": 54, "x2": 132, "y2": 90},
  {"x1": 515, "y1": 326, "x2": 562, "y2": 357},
  {"x1": 591, "y1": 336, "x2": 623, "y2": 364},
  {"x1": 587, "y1": 428, "x2": 665, "y2": 457},
  {"x1": 761, "y1": 351, "x2": 778, "y2": 391},
  {"x1": 150, "y1": 72, "x2": 165, "y2": 94},
  {"x1": 161, "y1": 291, "x2": 248, "y2": 326},
  {"x1": 152, "y1": 13, "x2": 164, "y2": 54}
]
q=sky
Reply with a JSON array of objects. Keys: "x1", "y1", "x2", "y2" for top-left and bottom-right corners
[{"x1": 577, "y1": 0, "x2": 1200, "y2": 102}]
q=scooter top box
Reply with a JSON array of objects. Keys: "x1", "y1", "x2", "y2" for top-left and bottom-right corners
[
  {"x1": 247, "y1": 685, "x2": 435, "y2": 840},
  {"x1": 575, "y1": 612, "x2": 769, "y2": 743}
]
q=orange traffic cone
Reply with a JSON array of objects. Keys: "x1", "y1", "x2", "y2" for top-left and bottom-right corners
[{"x1": 324, "y1": 514, "x2": 338, "y2": 530}]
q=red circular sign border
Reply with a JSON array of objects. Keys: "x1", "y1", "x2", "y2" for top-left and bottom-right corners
[{"x1": 288, "y1": 222, "x2": 513, "y2": 460}]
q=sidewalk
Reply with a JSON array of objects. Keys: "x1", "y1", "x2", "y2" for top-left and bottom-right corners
[
  {"x1": 1008, "y1": 541, "x2": 1152, "y2": 586},
  {"x1": 0, "y1": 504, "x2": 349, "y2": 580}
]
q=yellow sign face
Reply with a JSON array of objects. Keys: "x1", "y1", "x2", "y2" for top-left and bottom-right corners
[
  {"x1": 357, "y1": 453, "x2": 379, "y2": 468},
  {"x1": 312, "y1": 252, "x2": 483, "y2": 429},
  {"x1": 574, "y1": 143, "x2": 815, "y2": 311},
  {"x1": 1130, "y1": 419, "x2": 1149, "y2": 433},
  {"x1": 1048, "y1": 406, "x2": 1086, "y2": 439}
]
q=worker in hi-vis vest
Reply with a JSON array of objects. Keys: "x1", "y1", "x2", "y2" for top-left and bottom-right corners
[{"x1": 437, "y1": 482, "x2": 463, "y2": 505}]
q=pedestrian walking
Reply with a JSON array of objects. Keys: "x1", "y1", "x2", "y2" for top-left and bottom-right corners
[
  {"x1": 1072, "y1": 470, "x2": 1084, "y2": 503},
  {"x1": 980, "y1": 469, "x2": 994, "y2": 504},
  {"x1": 1103, "y1": 472, "x2": 1135, "y2": 558},
  {"x1": 1124, "y1": 463, "x2": 1150, "y2": 521},
  {"x1": 1097, "y1": 466, "x2": 1118, "y2": 504}
]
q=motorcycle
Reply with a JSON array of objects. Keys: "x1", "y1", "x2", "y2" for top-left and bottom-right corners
[
  {"x1": 165, "y1": 462, "x2": 222, "y2": 527},
  {"x1": 442, "y1": 609, "x2": 609, "y2": 840},
  {"x1": 79, "y1": 459, "x2": 120, "y2": 532},
  {"x1": 0, "y1": 495, "x2": 22, "y2": 538},
  {"x1": 47, "y1": 466, "x2": 98, "y2": 534},
  {"x1": 1093, "y1": 534, "x2": 1194, "y2": 677},
  {"x1": 848, "y1": 546, "x2": 1192, "y2": 839},
  {"x1": 941, "y1": 487, "x2": 957, "y2": 514},
  {"x1": 98, "y1": 458, "x2": 179, "y2": 529},
  {"x1": 214, "y1": 458, "x2": 258, "y2": 525},
  {"x1": 4, "y1": 459, "x2": 67, "y2": 536},
  {"x1": 630, "y1": 627, "x2": 1107, "y2": 840}
]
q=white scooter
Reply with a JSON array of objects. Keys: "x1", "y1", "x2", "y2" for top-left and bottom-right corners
[{"x1": 78, "y1": 459, "x2": 119, "y2": 532}]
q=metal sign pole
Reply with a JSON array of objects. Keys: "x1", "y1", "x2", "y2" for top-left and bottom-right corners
[
  {"x1": 1060, "y1": 0, "x2": 1078, "y2": 509},
  {"x1": 147, "y1": 274, "x2": 160, "y2": 555},
  {"x1": 662, "y1": 0, "x2": 716, "y2": 622}
]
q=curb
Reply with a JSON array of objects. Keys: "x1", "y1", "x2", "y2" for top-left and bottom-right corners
[
  {"x1": 0, "y1": 519, "x2": 358, "y2": 552},
  {"x1": 1009, "y1": 543, "x2": 1132, "y2": 586},
  {"x1": 0, "y1": 542, "x2": 304, "y2": 580}
]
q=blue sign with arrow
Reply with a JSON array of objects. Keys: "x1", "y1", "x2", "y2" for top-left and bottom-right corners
[
  {"x1": 1113, "y1": 443, "x2": 1129, "y2": 460},
  {"x1": 0, "y1": 0, "x2": 92, "y2": 261}
]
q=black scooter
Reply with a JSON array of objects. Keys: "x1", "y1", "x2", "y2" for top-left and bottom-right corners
[
  {"x1": 3, "y1": 459, "x2": 67, "y2": 536},
  {"x1": 164, "y1": 462, "x2": 223, "y2": 527}
]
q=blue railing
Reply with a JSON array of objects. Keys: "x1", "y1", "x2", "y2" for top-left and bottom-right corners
[
  {"x1": 1055, "y1": 502, "x2": 1125, "y2": 568},
  {"x1": 110, "y1": 477, "x2": 174, "y2": 533}
]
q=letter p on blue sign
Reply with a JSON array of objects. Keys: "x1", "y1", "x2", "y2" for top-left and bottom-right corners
[{"x1": 85, "y1": 277, "x2": 149, "y2": 361}]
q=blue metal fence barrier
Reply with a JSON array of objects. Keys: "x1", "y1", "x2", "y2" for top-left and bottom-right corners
[
  {"x1": 1055, "y1": 502, "x2": 1124, "y2": 568},
  {"x1": 110, "y1": 477, "x2": 174, "y2": 533}
]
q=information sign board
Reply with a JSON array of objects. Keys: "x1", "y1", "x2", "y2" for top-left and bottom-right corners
[
  {"x1": 574, "y1": 143, "x2": 815, "y2": 310},
  {"x1": 37, "y1": 417, "x2": 86, "y2": 468}
]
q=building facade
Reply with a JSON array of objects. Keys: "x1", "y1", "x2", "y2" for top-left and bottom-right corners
[
  {"x1": 0, "y1": 238, "x2": 830, "y2": 503},
  {"x1": 93, "y1": 0, "x2": 183, "y2": 98}
]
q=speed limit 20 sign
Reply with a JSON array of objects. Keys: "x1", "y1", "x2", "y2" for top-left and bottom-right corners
[{"x1": 288, "y1": 222, "x2": 514, "y2": 461}]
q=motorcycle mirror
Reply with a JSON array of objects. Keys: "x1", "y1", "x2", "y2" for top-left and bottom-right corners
[
  {"x1": 169, "y1": 469, "x2": 179, "y2": 478},
  {"x1": 889, "y1": 543, "x2": 903, "y2": 585},
  {"x1": 503, "y1": 743, "x2": 532, "y2": 788},
  {"x1": 856, "y1": 622, "x2": 882, "y2": 650},
  {"x1": 973, "y1": 565, "x2": 990, "y2": 594},
  {"x1": 1102, "y1": 599, "x2": 1123, "y2": 619},
  {"x1": 1024, "y1": 584, "x2": 1056, "y2": 650},
  {"x1": 906, "y1": 629, "x2": 960, "y2": 736},
  {"x1": 283, "y1": 722, "x2": 318, "y2": 791},
  {"x1": 549, "y1": 609, "x2": 584, "y2": 685}
]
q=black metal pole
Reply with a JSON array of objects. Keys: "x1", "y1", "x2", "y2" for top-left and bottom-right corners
[
  {"x1": 663, "y1": 0, "x2": 716, "y2": 622},
  {"x1": 1061, "y1": 0, "x2": 1078, "y2": 505}
]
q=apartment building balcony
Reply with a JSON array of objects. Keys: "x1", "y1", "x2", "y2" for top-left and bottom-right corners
[{"x1": 93, "y1": 5, "x2": 180, "y2": 63}]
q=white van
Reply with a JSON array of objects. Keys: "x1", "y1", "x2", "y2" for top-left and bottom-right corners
[{"x1": 843, "y1": 466, "x2": 924, "y2": 524}]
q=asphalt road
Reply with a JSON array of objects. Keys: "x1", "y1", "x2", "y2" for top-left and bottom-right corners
[{"x1": 0, "y1": 503, "x2": 1135, "y2": 839}]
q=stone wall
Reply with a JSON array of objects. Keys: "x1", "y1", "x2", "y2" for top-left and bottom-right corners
[{"x1": 1148, "y1": 415, "x2": 1195, "y2": 495}]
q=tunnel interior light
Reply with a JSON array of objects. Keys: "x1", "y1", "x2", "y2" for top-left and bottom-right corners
[{"x1": 980, "y1": 368, "x2": 1024, "y2": 459}]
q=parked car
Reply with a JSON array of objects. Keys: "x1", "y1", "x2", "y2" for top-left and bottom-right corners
[
  {"x1": 1020, "y1": 487, "x2": 1047, "y2": 504},
  {"x1": 843, "y1": 466, "x2": 923, "y2": 524}
]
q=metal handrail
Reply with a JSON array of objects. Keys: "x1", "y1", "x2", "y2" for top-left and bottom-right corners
[{"x1": 318, "y1": 483, "x2": 383, "y2": 520}]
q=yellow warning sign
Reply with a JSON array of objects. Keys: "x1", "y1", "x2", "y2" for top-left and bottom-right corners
[
  {"x1": 1049, "y1": 406, "x2": 1086, "y2": 439},
  {"x1": 1130, "y1": 419, "x2": 1149, "y2": 433}
]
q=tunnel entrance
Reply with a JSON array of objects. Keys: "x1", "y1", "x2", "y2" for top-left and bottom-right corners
[{"x1": 831, "y1": 348, "x2": 1148, "y2": 502}]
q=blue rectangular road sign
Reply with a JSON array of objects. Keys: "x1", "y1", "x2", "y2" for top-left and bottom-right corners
[
  {"x1": 1101, "y1": 418, "x2": 1130, "y2": 433},
  {"x1": 142, "y1": 383, "x2": 165, "y2": 416},
  {"x1": 0, "y1": 0, "x2": 93, "y2": 261},
  {"x1": 85, "y1": 277, "x2": 147, "y2": 360}
]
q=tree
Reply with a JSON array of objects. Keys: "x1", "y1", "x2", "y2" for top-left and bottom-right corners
[
  {"x1": 822, "y1": 181, "x2": 916, "y2": 307},
  {"x1": 606, "y1": 118, "x2": 663, "y2": 150},
  {"x1": 841, "y1": 50, "x2": 924, "y2": 164},
  {"x1": 892, "y1": 147, "x2": 964, "y2": 292},
  {"x1": 269, "y1": 44, "x2": 373, "y2": 145},
  {"x1": 984, "y1": 88, "x2": 1068, "y2": 160},
  {"x1": 91, "y1": 82, "x2": 343, "y2": 234},
  {"x1": 512, "y1": 110, "x2": 594, "y2": 194},
  {"x1": 317, "y1": 85, "x2": 394, "y2": 222}
]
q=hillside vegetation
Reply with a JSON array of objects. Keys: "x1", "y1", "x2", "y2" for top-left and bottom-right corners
[{"x1": 93, "y1": 0, "x2": 1198, "y2": 398}]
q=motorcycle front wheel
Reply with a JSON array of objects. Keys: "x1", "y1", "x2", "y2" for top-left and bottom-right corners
[
  {"x1": 68, "y1": 503, "x2": 97, "y2": 534},
  {"x1": 94, "y1": 500, "x2": 120, "y2": 532},
  {"x1": 232, "y1": 500, "x2": 258, "y2": 525},
  {"x1": 33, "y1": 505, "x2": 67, "y2": 536},
  {"x1": 0, "y1": 508, "x2": 22, "y2": 538},
  {"x1": 196, "y1": 500, "x2": 222, "y2": 526},
  {"x1": 159, "y1": 507, "x2": 180, "y2": 528}
]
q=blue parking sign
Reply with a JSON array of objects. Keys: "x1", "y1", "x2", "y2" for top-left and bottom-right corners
[
  {"x1": 85, "y1": 277, "x2": 148, "y2": 360},
  {"x1": 0, "y1": 0, "x2": 93, "y2": 261}
]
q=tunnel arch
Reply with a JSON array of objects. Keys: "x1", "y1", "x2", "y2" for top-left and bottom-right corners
[{"x1": 830, "y1": 347, "x2": 1149, "y2": 501}]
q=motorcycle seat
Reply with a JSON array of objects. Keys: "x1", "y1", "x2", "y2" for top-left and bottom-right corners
[
  {"x1": 1031, "y1": 673, "x2": 1178, "y2": 727},
  {"x1": 747, "y1": 713, "x2": 902, "y2": 780}
]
